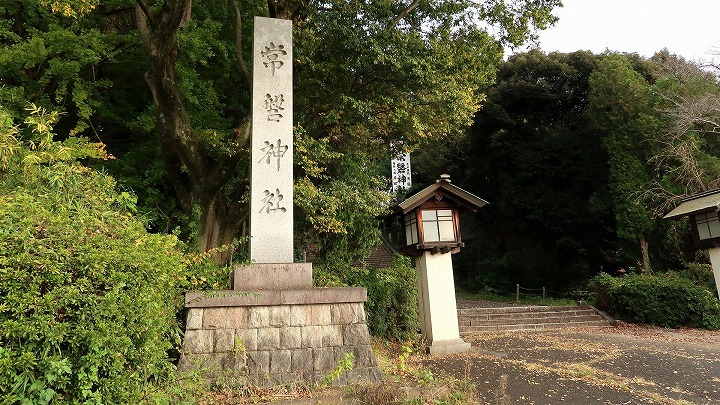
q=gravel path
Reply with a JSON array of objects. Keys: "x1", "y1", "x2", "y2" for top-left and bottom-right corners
[{"x1": 421, "y1": 326, "x2": 720, "y2": 404}]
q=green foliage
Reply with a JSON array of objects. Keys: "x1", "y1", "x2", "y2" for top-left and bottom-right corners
[
  {"x1": 679, "y1": 262, "x2": 717, "y2": 292},
  {"x1": 321, "y1": 352, "x2": 354, "y2": 387},
  {"x1": 0, "y1": 167, "x2": 186, "y2": 402},
  {"x1": 102, "y1": 139, "x2": 190, "y2": 236},
  {"x1": 587, "y1": 54, "x2": 660, "y2": 256},
  {"x1": 295, "y1": 0, "x2": 505, "y2": 151},
  {"x1": 588, "y1": 273, "x2": 720, "y2": 329},
  {"x1": 291, "y1": 0, "x2": 561, "y2": 265},
  {"x1": 0, "y1": 106, "x2": 226, "y2": 402},
  {"x1": 7, "y1": 0, "x2": 562, "y2": 262},
  {"x1": 396, "y1": 345, "x2": 413, "y2": 374},
  {"x1": 435, "y1": 50, "x2": 610, "y2": 290},
  {"x1": 316, "y1": 256, "x2": 419, "y2": 341},
  {"x1": 0, "y1": 1, "x2": 136, "y2": 137},
  {"x1": 424, "y1": 50, "x2": 718, "y2": 292}
]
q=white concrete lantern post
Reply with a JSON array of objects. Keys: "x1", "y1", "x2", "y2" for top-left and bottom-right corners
[
  {"x1": 664, "y1": 189, "x2": 720, "y2": 299},
  {"x1": 393, "y1": 175, "x2": 488, "y2": 356}
]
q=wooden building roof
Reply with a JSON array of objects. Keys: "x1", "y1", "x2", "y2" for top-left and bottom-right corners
[
  {"x1": 664, "y1": 189, "x2": 720, "y2": 219},
  {"x1": 394, "y1": 175, "x2": 488, "y2": 214}
]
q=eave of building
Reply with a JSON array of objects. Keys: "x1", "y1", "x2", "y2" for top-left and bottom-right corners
[
  {"x1": 395, "y1": 179, "x2": 489, "y2": 215},
  {"x1": 664, "y1": 189, "x2": 720, "y2": 219}
]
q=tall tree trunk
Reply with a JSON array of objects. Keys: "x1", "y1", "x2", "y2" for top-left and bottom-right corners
[
  {"x1": 135, "y1": 0, "x2": 251, "y2": 263},
  {"x1": 640, "y1": 236, "x2": 650, "y2": 274},
  {"x1": 198, "y1": 195, "x2": 247, "y2": 263}
]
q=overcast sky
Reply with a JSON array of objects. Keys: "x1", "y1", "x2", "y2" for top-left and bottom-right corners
[{"x1": 518, "y1": 0, "x2": 719, "y2": 63}]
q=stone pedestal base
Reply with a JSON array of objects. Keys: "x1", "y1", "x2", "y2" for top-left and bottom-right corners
[
  {"x1": 708, "y1": 248, "x2": 720, "y2": 300},
  {"x1": 415, "y1": 251, "x2": 470, "y2": 356},
  {"x1": 178, "y1": 287, "x2": 382, "y2": 386},
  {"x1": 232, "y1": 263, "x2": 312, "y2": 291},
  {"x1": 427, "y1": 338, "x2": 471, "y2": 356}
]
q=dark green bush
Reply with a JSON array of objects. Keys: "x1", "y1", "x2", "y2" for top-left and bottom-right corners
[
  {"x1": 0, "y1": 106, "x2": 230, "y2": 402},
  {"x1": 359, "y1": 257, "x2": 419, "y2": 341},
  {"x1": 0, "y1": 162, "x2": 195, "y2": 403},
  {"x1": 680, "y1": 262, "x2": 717, "y2": 292},
  {"x1": 588, "y1": 272, "x2": 720, "y2": 329},
  {"x1": 315, "y1": 256, "x2": 419, "y2": 341}
]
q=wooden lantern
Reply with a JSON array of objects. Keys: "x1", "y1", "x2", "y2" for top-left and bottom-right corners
[
  {"x1": 664, "y1": 189, "x2": 720, "y2": 249},
  {"x1": 394, "y1": 175, "x2": 488, "y2": 256}
]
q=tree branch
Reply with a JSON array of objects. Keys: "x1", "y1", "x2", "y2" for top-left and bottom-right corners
[
  {"x1": 230, "y1": 0, "x2": 252, "y2": 90},
  {"x1": 206, "y1": 118, "x2": 251, "y2": 192},
  {"x1": 135, "y1": 3, "x2": 151, "y2": 43},
  {"x1": 267, "y1": 0, "x2": 277, "y2": 18},
  {"x1": 135, "y1": 0, "x2": 154, "y2": 27},
  {"x1": 267, "y1": 0, "x2": 305, "y2": 20},
  {"x1": 387, "y1": 0, "x2": 421, "y2": 29}
]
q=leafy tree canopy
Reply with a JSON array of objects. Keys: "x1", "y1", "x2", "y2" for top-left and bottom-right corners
[
  {"x1": 415, "y1": 49, "x2": 720, "y2": 292},
  {"x1": 1, "y1": 0, "x2": 561, "y2": 265}
]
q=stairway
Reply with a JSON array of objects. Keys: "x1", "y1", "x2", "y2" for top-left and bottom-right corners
[{"x1": 457, "y1": 304, "x2": 612, "y2": 335}]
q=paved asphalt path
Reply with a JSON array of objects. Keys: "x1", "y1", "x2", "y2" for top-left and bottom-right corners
[{"x1": 421, "y1": 326, "x2": 720, "y2": 404}]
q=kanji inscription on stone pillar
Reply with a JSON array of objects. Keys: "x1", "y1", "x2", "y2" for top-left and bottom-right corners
[{"x1": 250, "y1": 17, "x2": 293, "y2": 263}]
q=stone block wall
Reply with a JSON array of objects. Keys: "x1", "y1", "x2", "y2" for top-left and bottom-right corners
[{"x1": 178, "y1": 300, "x2": 382, "y2": 386}]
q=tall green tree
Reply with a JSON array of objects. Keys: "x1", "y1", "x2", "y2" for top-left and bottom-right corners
[
  {"x1": 3, "y1": 0, "x2": 561, "y2": 262},
  {"x1": 416, "y1": 50, "x2": 611, "y2": 290},
  {"x1": 587, "y1": 54, "x2": 662, "y2": 273}
]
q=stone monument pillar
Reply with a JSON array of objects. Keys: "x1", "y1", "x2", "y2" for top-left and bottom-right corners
[
  {"x1": 179, "y1": 17, "x2": 381, "y2": 386},
  {"x1": 237, "y1": 16, "x2": 310, "y2": 289},
  {"x1": 250, "y1": 17, "x2": 294, "y2": 264}
]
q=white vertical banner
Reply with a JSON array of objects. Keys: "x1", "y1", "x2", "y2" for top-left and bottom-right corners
[
  {"x1": 391, "y1": 150, "x2": 412, "y2": 193},
  {"x1": 250, "y1": 17, "x2": 294, "y2": 263}
]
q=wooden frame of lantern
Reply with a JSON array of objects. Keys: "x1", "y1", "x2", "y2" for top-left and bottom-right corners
[
  {"x1": 664, "y1": 189, "x2": 720, "y2": 249},
  {"x1": 402, "y1": 202, "x2": 462, "y2": 255},
  {"x1": 396, "y1": 175, "x2": 487, "y2": 256},
  {"x1": 689, "y1": 210, "x2": 720, "y2": 249},
  {"x1": 665, "y1": 189, "x2": 720, "y2": 300}
]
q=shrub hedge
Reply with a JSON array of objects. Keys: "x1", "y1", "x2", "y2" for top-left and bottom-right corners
[
  {"x1": 588, "y1": 272, "x2": 720, "y2": 329},
  {"x1": 0, "y1": 162, "x2": 196, "y2": 403},
  {"x1": 351, "y1": 257, "x2": 419, "y2": 341},
  {"x1": 315, "y1": 256, "x2": 419, "y2": 342}
]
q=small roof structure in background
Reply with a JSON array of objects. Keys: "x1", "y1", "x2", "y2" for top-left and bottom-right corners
[
  {"x1": 664, "y1": 189, "x2": 720, "y2": 220},
  {"x1": 394, "y1": 174, "x2": 489, "y2": 214}
]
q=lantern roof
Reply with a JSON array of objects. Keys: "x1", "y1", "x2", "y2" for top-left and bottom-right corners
[
  {"x1": 394, "y1": 175, "x2": 488, "y2": 214},
  {"x1": 664, "y1": 189, "x2": 720, "y2": 220}
]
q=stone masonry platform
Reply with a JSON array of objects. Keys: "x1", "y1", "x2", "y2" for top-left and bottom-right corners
[{"x1": 179, "y1": 287, "x2": 382, "y2": 386}]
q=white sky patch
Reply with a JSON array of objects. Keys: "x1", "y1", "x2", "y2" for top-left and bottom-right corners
[{"x1": 515, "y1": 0, "x2": 720, "y2": 63}]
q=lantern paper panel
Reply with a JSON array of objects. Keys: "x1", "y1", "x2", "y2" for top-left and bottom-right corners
[
  {"x1": 421, "y1": 209, "x2": 455, "y2": 243},
  {"x1": 696, "y1": 211, "x2": 720, "y2": 240},
  {"x1": 404, "y1": 212, "x2": 419, "y2": 246}
]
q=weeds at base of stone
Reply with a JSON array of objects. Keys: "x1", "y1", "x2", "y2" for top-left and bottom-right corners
[
  {"x1": 143, "y1": 368, "x2": 211, "y2": 405},
  {"x1": 321, "y1": 352, "x2": 355, "y2": 387},
  {"x1": 350, "y1": 377, "x2": 477, "y2": 405},
  {"x1": 391, "y1": 344, "x2": 436, "y2": 386},
  {"x1": 199, "y1": 353, "x2": 357, "y2": 403}
]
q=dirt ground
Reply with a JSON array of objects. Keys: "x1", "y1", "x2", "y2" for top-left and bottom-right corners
[
  {"x1": 421, "y1": 324, "x2": 720, "y2": 404},
  {"x1": 235, "y1": 324, "x2": 720, "y2": 404}
]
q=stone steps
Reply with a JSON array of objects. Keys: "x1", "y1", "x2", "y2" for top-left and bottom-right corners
[{"x1": 457, "y1": 305, "x2": 612, "y2": 335}]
